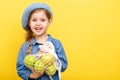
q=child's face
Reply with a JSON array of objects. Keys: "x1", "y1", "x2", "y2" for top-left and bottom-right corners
[{"x1": 29, "y1": 10, "x2": 51, "y2": 37}]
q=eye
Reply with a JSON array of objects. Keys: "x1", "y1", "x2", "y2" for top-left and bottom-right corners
[
  {"x1": 41, "y1": 19, "x2": 45, "y2": 22},
  {"x1": 32, "y1": 19, "x2": 37, "y2": 21}
]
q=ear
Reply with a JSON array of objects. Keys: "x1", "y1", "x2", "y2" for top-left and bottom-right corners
[{"x1": 49, "y1": 19, "x2": 52, "y2": 24}]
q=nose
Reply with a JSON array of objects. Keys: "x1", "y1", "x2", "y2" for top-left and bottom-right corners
[{"x1": 36, "y1": 20, "x2": 41, "y2": 26}]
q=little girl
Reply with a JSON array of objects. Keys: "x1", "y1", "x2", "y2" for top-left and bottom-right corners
[{"x1": 16, "y1": 2, "x2": 68, "y2": 80}]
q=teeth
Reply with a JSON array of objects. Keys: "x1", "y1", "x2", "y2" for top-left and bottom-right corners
[{"x1": 35, "y1": 27, "x2": 42, "y2": 30}]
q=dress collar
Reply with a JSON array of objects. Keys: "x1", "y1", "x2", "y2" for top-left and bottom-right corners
[{"x1": 31, "y1": 34, "x2": 53, "y2": 45}]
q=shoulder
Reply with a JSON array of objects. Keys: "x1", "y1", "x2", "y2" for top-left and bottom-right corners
[
  {"x1": 49, "y1": 35, "x2": 63, "y2": 49},
  {"x1": 19, "y1": 41, "x2": 30, "y2": 50},
  {"x1": 18, "y1": 41, "x2": 30, "y2": 56},
  {"x1": 50, "y1": 36, "x2": 62, "y2": 45}
]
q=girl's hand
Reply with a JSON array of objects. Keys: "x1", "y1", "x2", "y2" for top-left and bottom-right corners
[{"x1": 29, "y1": 69, "x2": 45, "y2": 79}]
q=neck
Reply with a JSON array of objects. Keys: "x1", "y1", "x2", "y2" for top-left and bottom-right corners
[{"x1": 35, "y1": 34, "x2": 48, "y2": 43}]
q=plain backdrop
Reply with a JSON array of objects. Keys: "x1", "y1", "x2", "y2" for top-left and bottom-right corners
[{"x1": 0, "y1": 0, "x2": 120, "y2": 80}]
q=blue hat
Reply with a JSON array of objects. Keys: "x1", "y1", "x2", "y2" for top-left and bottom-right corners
[{"x1": 22, "y1": 3, "x2": 52, "y2": 29}]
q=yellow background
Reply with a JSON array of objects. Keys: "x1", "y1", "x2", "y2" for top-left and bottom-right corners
[{"x1": 0, "y1": 0, "x2": 120, "y2": 80}]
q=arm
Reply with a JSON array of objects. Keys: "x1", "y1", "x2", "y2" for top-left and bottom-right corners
[
  {"x1": 54, "y1": 40, "x2": 68, "y2": 72},
  {"x1": 16, "y1": 44, "x2": 31, "y2": 80},
  {"x1": 16, "y1": 43, "x2": 44, "y2": 80}
]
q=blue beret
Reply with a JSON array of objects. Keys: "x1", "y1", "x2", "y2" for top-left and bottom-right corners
[{"x1": 22, "y1": 3, "x2": 52, "y2": 29}]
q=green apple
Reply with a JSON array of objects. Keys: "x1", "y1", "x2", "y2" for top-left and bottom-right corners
[
  {"x1": 41, "y1": 53, "x2": 55, "y2": 66},
  {"x1": 34, "y1": 59, "x2": 46, "y2": 72},
  {"x1": 24, "y1": 54, "x2": 37, "y2": 69},
  {"x1": 45, "y1": 64, "x2": 56, "y2": 76}
]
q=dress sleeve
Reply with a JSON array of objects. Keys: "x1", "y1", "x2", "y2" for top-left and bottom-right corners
[
  {"x1": 16, "y1": 43, "x2": 31, "y2": 80},
  {"x1": 54, "y1": 40, "x2": 68, "y2": 72}
]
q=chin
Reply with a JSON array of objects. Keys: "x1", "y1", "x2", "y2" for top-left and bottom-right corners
[
  {"x1": 36, "y1": 34, "x2": 42, "y2": 36},
  {"x1": 34, "y1": 33, "x2": 41, "y2": 36}
]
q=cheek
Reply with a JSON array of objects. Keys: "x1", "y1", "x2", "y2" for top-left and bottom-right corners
[
  {"x1": 29, "y1": 22, "x2": 34, "y2": 28},
  {"x1": 29, "y1": 20, "x2": 34, "y2": 26},
  {"x1": 31, "y1": 27, "x2": 35, "y2": 31},
  {"x1": 45, "y1": 22, "x2": 50, "y2": 26},
  {"x1": 29, "y1": 25, "x2": 34, "y2": 31},
  {"x1": 29, "y1": 21, "x2": 33, "y2": 26}
]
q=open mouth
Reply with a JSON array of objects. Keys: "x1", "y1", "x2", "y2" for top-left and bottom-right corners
[{"x1": 34, "y1": 27, "x2": 43, "y2": 31}]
